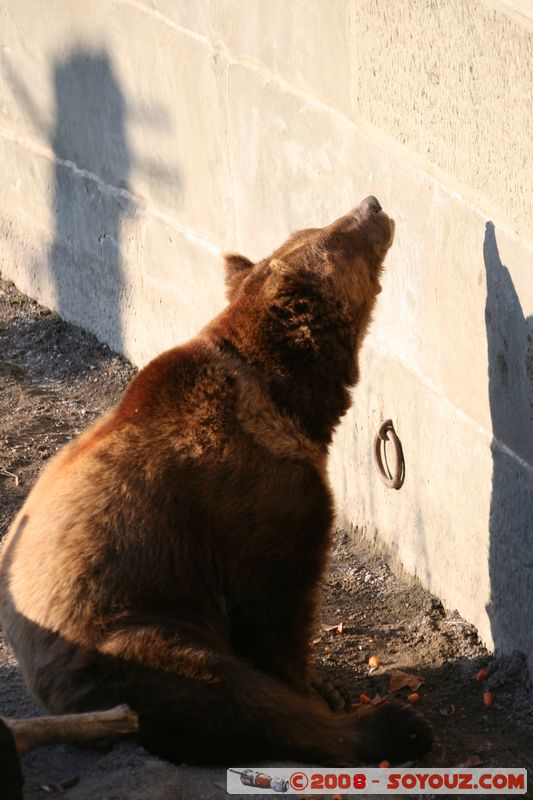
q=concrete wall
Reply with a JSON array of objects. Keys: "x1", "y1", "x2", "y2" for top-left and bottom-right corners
[{"x1": 1, "y1": 1, "x2": 532, "y2": 668}]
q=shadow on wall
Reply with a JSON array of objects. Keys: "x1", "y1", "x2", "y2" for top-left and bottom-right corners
[
  {"x1": 50, "y1": 49, "x2": 134, "y2": 355},
  {"x1": 2, "y1": 45, "x2": 180, "y2": 358},
  {"x1": 484, "y1": 222, "x2": 533, "y2": 664}
]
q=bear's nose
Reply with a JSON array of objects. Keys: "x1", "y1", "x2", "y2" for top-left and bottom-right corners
[{"x1": 361, "y1": 195, "x2": 382, "y2": 213}]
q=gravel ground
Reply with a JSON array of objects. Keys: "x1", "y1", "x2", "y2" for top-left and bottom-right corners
[{"x1": 1, "y1": 276, "x2": 531, "y2": 799}]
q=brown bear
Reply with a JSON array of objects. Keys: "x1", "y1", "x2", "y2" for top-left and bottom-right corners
[{"x1": 0, "y1": 196, "x2": 432, "y2": 765}]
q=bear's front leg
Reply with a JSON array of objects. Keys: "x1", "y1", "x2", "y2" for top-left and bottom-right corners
[
  {"x1": 230, "y1": 582, "x2": 318, "y2": 695},
  {"x1": 227, "y1": 491, "x2": 333, "y2": 698},
  {"x1": 231, "y1": 600, "x2": 351, "y2": 711}
]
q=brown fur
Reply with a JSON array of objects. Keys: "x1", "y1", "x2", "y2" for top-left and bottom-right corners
[{"x1": 0, "y1": 198, "x2": 432, "y2": 764}]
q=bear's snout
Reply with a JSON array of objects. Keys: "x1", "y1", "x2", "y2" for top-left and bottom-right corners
[{"x1": 360, "y1": 195, "x2": 382, "y2": 214}]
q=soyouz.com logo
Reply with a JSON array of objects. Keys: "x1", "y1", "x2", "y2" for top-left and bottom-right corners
[{"x1": 227, "y1": 767, "x2": 527, "y2": 794}]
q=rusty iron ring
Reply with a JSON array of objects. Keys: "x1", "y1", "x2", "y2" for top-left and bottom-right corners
[{"x1": 373, "y1": 419, "x2": 405, "y2": 490}]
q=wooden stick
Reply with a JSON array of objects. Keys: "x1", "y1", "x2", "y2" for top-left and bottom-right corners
[{"x1": 1, "y1": 704, "x2": 139, "y2": 756}]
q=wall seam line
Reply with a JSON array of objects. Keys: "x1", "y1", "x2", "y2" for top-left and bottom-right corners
[{"x1": 0, "y1": 125, "x2": 221, "y2": 256}]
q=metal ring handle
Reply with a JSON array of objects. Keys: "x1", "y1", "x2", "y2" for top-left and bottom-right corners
[{"x1": 373, "y1": 419, "x2": 405, "y2": 490}]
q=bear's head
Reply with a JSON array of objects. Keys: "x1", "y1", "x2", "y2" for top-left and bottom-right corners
[
  {"x1": 218, "y1": 196, "x2": 394, "y2": 442},
  {"x1": 224, "y1": 195, "x2": 393, "y2": 305}
]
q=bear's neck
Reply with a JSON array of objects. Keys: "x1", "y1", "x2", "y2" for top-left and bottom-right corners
[
  {"x1": 266, "y1": 355, "x2": 357, "y2": 445},
  {"x1": 211, "y1": 304, "x2": 367, "y2": 446}
]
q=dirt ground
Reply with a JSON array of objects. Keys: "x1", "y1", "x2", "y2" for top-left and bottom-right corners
[{"x1": 0, "y1": 276, "x2": 531, "y2": 799}]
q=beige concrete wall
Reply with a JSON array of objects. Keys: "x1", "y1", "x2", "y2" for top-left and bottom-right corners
[{"x1": 0, "y1": 1, "x2": 532, "y2": 668}]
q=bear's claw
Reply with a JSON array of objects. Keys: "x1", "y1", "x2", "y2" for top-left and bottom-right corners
[{"x1": 311, "y1": 672, "x2": 351, "y2": 713}]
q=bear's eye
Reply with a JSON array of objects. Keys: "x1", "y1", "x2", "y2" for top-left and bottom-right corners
[{"x1": 292, "y1": 300, "x2": 308, "y2": 316}]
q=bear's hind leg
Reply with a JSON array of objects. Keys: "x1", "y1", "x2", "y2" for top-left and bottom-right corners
[{"x1": 97, "y1": 619, "x2": 432, "y2": 765}]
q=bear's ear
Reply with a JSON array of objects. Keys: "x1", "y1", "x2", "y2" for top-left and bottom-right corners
[{"x1": 224, "y1": 253, "x2": 254, "y2": 301}]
